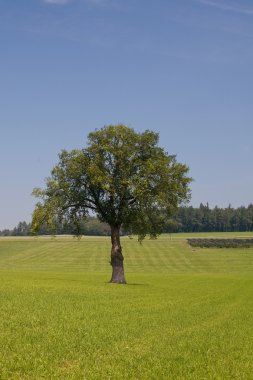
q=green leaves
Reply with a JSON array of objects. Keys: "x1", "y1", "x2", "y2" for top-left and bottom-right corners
[{"x1": 32, "y1": 124, "x2": 192, "y2": 238}]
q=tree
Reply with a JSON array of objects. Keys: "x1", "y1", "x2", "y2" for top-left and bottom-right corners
[
  {"x1": 11, "y1": 221, "x2": 30, "y2": 236},
  {"x1": 32, "y1": 125, "x2": 191, "y2": 283}
]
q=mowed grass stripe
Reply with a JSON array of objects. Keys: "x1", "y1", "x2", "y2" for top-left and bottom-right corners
[{"x1": 0, "y1": 236, "x2": 253, "y2": 273}]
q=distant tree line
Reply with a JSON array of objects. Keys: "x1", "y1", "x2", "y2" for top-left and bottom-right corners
[
  {"x1": 1, "y1": 203, "x2": 253, "y2": 236},
  {"x1": 170, "y1": 203, "x2": 253, "y2": 233},
  {"x1": 0, "y1": 221, "x2": 32, "y2": 237},
  {"x1": 0, "y1": 217, "x2": 110, "y2": 236}
]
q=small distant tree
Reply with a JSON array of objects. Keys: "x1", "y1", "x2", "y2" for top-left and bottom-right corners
[
  {"x1": 12, "y1": 221, "x2": 30, "y2": 236},
  {"x1": 32, "y1": 125, "x2": 191, "y2": 284}
]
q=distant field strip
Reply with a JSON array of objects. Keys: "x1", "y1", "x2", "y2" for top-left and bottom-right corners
[{"x1": 0, "y1": 235, "x2": 253, "y2": 274}]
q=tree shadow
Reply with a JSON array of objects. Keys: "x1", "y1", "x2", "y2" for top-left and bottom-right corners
[{"x1": 106, "y1": 282, "x2": 148, "y2": 286}]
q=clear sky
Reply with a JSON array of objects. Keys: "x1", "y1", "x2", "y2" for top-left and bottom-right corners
[{"x1": 1, "y1": 0, "x2": 253, "y2": 229}]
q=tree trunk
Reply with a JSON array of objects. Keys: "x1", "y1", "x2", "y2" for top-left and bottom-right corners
[{"x1": 109, "y1": 226, "x2": 127, "y2": 284}]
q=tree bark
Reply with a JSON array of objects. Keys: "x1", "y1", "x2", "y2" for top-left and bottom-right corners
[{"x1": 109, "y1": 226, "x2": 127, "y2": 284}]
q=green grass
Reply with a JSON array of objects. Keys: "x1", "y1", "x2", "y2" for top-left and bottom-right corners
[{"x1": 0, "y1": 234, "x2": 253, "y2": 379}]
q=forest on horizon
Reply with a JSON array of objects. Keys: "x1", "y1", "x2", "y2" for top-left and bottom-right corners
[{"x1": 1, "y1": 203, "x2": 253, "y2": 236}]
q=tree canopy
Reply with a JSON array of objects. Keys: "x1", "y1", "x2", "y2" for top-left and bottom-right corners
[{"x1": 32, "y1": 124, "x2": 191, "y2": 283}]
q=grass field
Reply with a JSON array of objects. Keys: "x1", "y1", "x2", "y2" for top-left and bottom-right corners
[{"x1": 0, "y1": 233, "x2": 253, "y2": 379}]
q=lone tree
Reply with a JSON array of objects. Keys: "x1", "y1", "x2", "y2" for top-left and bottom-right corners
[{"x1": 32, "y1": 125, "x2": 191, "y2": 284}]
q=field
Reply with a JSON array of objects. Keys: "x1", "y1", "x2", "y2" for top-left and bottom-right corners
[{"x1": 0, "y1": 233, "x2": 253, "y2": 379}]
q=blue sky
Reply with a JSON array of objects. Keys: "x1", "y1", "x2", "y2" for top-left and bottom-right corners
[{"x1": 0, "y1": 0, "x2": 253, "y2": 229}]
